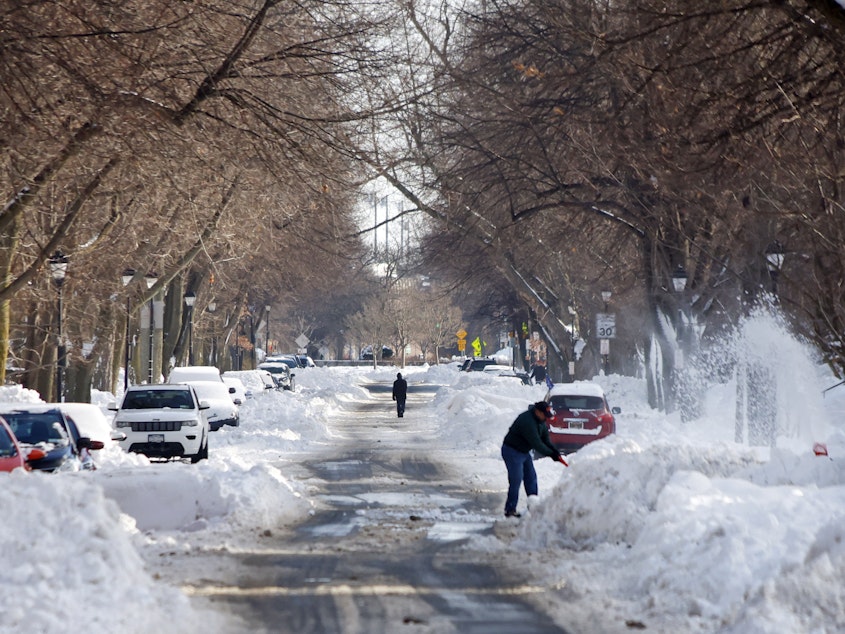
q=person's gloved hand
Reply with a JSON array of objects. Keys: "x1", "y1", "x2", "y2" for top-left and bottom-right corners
[{"x1": 550, "y1": 450, "x2": 562, "y2": 462}]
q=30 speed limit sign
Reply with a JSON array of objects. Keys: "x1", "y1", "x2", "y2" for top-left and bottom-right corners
[{"x1": 596, "y1": 313, "x2": 616, "y2": 339}]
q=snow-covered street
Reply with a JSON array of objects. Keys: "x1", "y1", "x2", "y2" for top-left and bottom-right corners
[{"x1": 3, "y1": 318, "x2": 845, "y2": 634}]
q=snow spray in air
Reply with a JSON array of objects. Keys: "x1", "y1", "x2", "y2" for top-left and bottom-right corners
[{"x1": 680, "y1": 307, "x2": 831, "y2": 448}]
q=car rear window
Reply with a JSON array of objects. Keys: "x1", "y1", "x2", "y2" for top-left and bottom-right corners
[{"x1": 550, "y1": 395, "x2": 605, "y2": 410}]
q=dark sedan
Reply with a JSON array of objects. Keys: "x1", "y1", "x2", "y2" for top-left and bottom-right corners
[{"x1": 0, "y1": 405, "x2": 103, "y2": 472}]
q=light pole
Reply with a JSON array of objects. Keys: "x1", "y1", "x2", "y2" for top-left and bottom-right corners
[
  {"x1": 568, "y1": 305, "x2": 577, "y2": 381},
  {"x1": 601, "y1": 290, "x2": 611, "y2": 375},
  {"x1": 121, "y1": 268, "x2": 135, "y2": 393},
  {"x1": 207, "y1": 301, "x2": 217, "y2": 366},
  {"x1": 765, "y1": 241, "x2": 785, "y2": 297},
  {"x1": 672, "y1": 265, "x2": 688, "y2": 367},
  {"x1": 144, "y1": 272, "x2": 158, "y2": 383},
  {"x1": 49, "y1": 251, "x2": 69, "y2": 402},
  {"x1": 184, "y1": 291, "x2": 196, "y2": 366},
  {"x1": 265, "y1": 305, "x2": 271, "y2": 358}
]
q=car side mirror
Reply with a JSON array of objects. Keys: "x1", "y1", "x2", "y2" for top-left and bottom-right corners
[
  {"x1": 612, "y1": 406, "x2": 621, "y2": 415},
  {"x1": 199, "y1": 400, "x2": 210, "y2": 410},
  {"x1": 110, "y1": 431, "x2": 127, "y2": 442},
  {"x1": 107, "y1": 402, "x2": 118, "y2": 411},
  {"x1": 229, "y1": 387, "x2": 236, "y2": 394},
  {"x1": 77, "y1": 437, "x2": 105, "y2": 451},
  {"x1": 233, "y1": 398, "x2": 243, "y2": 406},
  {"x1": 290, "y1": 373, "x2": 296, "y2": 378}
]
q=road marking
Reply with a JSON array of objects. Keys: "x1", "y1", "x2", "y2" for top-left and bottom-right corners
[{"x1": 183, "y1": 582, "x2": 559, "y2": 598}]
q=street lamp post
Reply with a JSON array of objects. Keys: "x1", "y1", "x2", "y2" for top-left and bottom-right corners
[
  {"x1": 671, "y1": 265, "x2": 689, "y2": 367},
  {"x1": 49, "y1": 251, "x2": 69, "y2": 402},
  {"x1": 765, "y1": 241, "x2": 785, "y2": 297},
  {"x1": 672, "y1": 265, "x2": 693, "y2": 421},
  {"x1": 144, "y1": 272, "x2": 158, "y2": 383},
  {"x1": 568, "y1": 305, "x2": 577, "y2": 381},
  {"x1": 601, "y1": 290, "x2": 611, "y2": 375},
  {"x1": 207, "y1": 301, "x2": 217, "y2": 366},
  {"x1": 121, "y1": 269, "x2": 135, "y2": 393},
  {"x1": 265, "y1": 305, "x2": 271, "y2": 358},
  {"x1": 184, "y1": 291, "x2": 196, "y2": 366}
]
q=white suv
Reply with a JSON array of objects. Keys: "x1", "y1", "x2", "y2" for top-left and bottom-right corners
[{"x1": 109, "y1": 384, "x2": 209, "y2": 463}]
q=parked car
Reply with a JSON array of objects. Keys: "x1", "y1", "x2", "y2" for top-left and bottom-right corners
[
  {"x1": 222, "y1": 370, "x2": 276, "y2": 394},
  {"x1": 109, "y1": 384, "x2": 209, "y2": 462},
  {"x1": 258, "y1": 361, "x2": 296, "y2": 391},
  {"x1": 167, "y1": 365, "x2": 223, "y2": 384},
  {"x1": 485, "y1": 367, "x2": 531, "y2": 385},
  {"x1": 265, "y1": 354, "x2": 299, "y2": 370},
  {"x1": 543, "y1": 382, "x2": 620, "y2": 454},
  {"x1": 185, "y1": 380, "x2": 240, "y2": 431},
  {"x1": 222, "y1": 376, "x2": 249, "y2": 402},
  {"x1": 0, "y1": 403, "x2": 103, "y2": 472},
  {"x1": 0, "y1": 415, "x2": 45, "y2": 472},
  {"x1": 55, "y1": 402, "x2": 114, "y2": 446},
  {"x1": 359, "y1": 345, "x2": 393, "y2": 361},
  {"x1": 295, "y1": 354, "x2": 316, "y2": 368},
  {"x1": 465, "y1": 358, "x2": 501, "y2": 372}
]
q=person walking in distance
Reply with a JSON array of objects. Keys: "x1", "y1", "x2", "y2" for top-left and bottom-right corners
[
  {"x1": 529, "y1": 360, "x2": 547, "y2": 385},
  {"x1": 500, "y1": 401, "x2": 563, "y2": 517},
  {"x1": 392, "y1": 372, "x2": 408, "y2": 417}
]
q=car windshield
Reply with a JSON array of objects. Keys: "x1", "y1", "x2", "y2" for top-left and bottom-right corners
[
  {"x1": 3, "y1": 412, "x2": 68, "y2": 444},
  {"x1": 549, "y1": 395, "x2": 605, "y2": 411},
  {"x1": 123, "y1": 389, "x2": 194, "y2": 410},
  {"x1": 0, "y1": 425, "x2": 17, "y2": 457}
]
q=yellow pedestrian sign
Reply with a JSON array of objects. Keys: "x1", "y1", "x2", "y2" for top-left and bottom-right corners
[{"x1": 472, "y1": 336, "x2": 482, "y2": 356}]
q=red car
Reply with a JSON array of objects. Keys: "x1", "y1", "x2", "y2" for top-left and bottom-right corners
[
  {"x1": 0, "y1": 415, "x2": 45, "y2": 473},
  {"x1": 544, "y1": 382, "x2": 620, "y2": 454}
]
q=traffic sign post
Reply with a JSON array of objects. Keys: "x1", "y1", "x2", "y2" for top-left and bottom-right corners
[
  {"x1": 596, "y1": 314, "x2": 615, "y2": 374},
  {"x1": 596, "y1": 313, "x2": 616, "y2": 339}
]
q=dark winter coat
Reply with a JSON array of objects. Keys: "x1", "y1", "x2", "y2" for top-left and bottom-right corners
[
  {"x1": 502, "y1": 407, "x2": 557, "y2": 457},
  {"x1": 529, "y1": 364, "x2": 547, "y2": 383},
  {"x1": 392, "y1": 378, "x2": 408, "y2": 401}
]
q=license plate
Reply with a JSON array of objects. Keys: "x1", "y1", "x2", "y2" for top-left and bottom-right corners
[
  {"x1": 567, "y1": 421, "x2": 584, "y2": 430},
  {"x1": 148, "y1": 434, "x2": 165, "y2": 443}
]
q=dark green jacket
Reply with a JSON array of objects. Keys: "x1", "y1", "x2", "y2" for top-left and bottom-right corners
[{"x1": 502, "y1": 408, "x2": 558, "y2": 457}]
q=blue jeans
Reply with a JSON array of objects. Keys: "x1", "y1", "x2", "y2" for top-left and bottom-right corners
[{"x1": 501, "y1": 443, "x2": 538, "y2": 513}]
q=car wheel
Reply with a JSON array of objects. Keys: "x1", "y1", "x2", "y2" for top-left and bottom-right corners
[{"x1": 190, "y1": 432, "x2": 208, "y2": 463}]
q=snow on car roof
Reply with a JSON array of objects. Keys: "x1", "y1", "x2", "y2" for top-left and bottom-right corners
[{"x1": 546, "y1": 381, "x2": 606, "y2": 397}]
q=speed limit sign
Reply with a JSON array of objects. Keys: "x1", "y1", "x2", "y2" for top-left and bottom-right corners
[{"x1": 596, "y1": 313, "x2": 616, "y2": 339}]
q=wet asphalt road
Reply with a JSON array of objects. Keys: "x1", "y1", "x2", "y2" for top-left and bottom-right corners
[{"x1": 183, "y1": 380, "x2": 570, "y2": 634}]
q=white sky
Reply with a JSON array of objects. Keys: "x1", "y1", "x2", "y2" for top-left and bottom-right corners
[{"x1": 1, "y1": 313, "x2": 844, "y2": 633}]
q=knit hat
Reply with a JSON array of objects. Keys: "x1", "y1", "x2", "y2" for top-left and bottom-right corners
[{"x1": 534, "y1": 401, "x2": 551, "y2": 415}]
